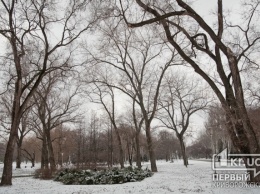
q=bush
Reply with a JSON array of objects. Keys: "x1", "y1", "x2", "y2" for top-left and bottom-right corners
[{"x1": 54, "y1": 167, "x2": 153, "y2": 185}]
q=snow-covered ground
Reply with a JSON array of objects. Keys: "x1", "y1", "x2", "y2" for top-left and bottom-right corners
[{"x1": 0, "y1": 160, "x2": 260, "y2": 194}]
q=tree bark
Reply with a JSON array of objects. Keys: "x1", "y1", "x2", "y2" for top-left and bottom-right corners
[
  {"x1": 31, "y1": 152, "x2": 35, "y2": 168},
  {"x1": 16, "y1": 141, "x2": 22, "y2": 169},
  {"x1": 0, "y1": 28, "x2": 25, "y2": 183},
  {"x1": 77, "y1": 140, "x2": 81, "y2": 169},
  {"x1": 135, "y1": 132, "x2": 142, "y2": 169},
  {"x1": 109, "y1": 126, "x2": 113, "y2": 167},
  {"x1": 145, "y1": 126, "x2": 157, "y2": 172},
  {"x1": 126, "y1": 140, "x2": 133, "y2": 166},
  {"x1": 93, "y1": 128, "x2": 97, "y2": 169},
  {"x1": 1, "y1": 79, "x2": 21, "y2": 185},
  {"x1": 41, "y1": 132, "x2": 49, "y2": 169},
  {"x1": 46, "y1": 129, "x2": 56, "y2": 171},
  {"x1": 121, "y1": 0, "x2": 260, "y2": 182},
  {"x1": 178, "y1": 135, "x2": 188, "y2": 167},
  {"x1": 0, "y1": 122, "x2": 19, "y2": 185},
  {"x1": 226, "y1": 110, "x2": 260, "y2": 182},
  {"x1": 114, "y1": 128, "x2": 124, "y2": 169}
]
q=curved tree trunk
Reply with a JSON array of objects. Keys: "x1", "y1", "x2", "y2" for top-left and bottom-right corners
[
  {"x1": 226, "y1": 110, "x2": 260, "y2": 183},
  {"x1": 0, "y1": 76, "x2": 22, "y2": 186},
  {"x1": 0, "y1": 121, "x2": 19, "y2": 185},
  {"x1": 178, "y1": 135, "x2": 188, "y2": 167},
  {"x1": 121, "y1": 0, "x2": 260, "y2": 183}
]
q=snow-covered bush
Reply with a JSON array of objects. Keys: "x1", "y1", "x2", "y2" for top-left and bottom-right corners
[{"x1": 54, "y1": 166, "x2": 153, "y2": 185}]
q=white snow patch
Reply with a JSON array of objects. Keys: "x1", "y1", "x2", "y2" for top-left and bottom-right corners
[{"x1": 0, "y1": 160, "x2": 260, "y2": 194}]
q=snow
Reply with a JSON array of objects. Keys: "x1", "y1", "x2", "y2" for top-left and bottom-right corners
[{"x1": 0, "y1": 160, "x2": 260, "y2": 194}]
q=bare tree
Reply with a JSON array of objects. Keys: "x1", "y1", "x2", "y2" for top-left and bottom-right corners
[
  {"x1": 73, "y1": 122, "x2": 86, "y2": 169},
  {"x1": 187, "y1": 129, "x2": 212, "y2": 159},
  {"x1": 130, "y1": 97, "x2": 144, "y2": 169},
  {"x1": 246, "y1": 71, "x2": 260, "y2": 106},
  {"x1": 0, "y1": 0, "x2": 100, "y2": 185},
  {"x1": 120, "y1": 0, "x2": 260, "y2": 182},
  {"x1": 119, "y1": 123, "x2": 135, "y2": 166},
  {"x1": 16, "y1": 106, "x2": 33, "y2": 169},
  {"x1": 205, "y1": 105, "x2": 232, "y2": 156},
  {"x1": 85, "y1": 19, "x2": 179, "y2": 171},
  {"x1": 107, "y1": 118, "x2": 114, "y2": 168},
  {"x1": 89, "y1": 112, "x2": 100, "y2": 169},
  {"x1": 87, "y1": 83, "x2": 125, "y2": 169},
  {"x1": 31, "y1": 71, "x2": 81, "y2": 171},
  {"x1": 21, "y1": 136, "x2": 42, "y2": 167},
  {"x1": 0, "y1": 90, "x2": 13, "y2": 145},
  {"x1": 51, "y1": 125, "x2": 80, "y2": 168},
  {"x1": 0, "y1": 90, "x2": 33, "y2": 168},
  {"x1": 158, "y1": 74, "x2": 209, "y2": 166},
  {"x1": 155, "y1": 130, "x2": 180, "y2": 162},
  {"x1": 21, "y1": 149, "x2": 35, "y2": 168}
]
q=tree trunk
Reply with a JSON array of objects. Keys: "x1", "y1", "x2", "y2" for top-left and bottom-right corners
[
  {"x1": 110, "y1": 127, "x2": 113, "y2": 167},
  {"x1": 31, "y1": 152, "x2": 35, "y2": 168},
  {"x1": 129, "y1": 153, "x2": 133, "y2": 166},
  {"x1": 135, "y1": 132, "x2": 142, "y2": 169},
  {"x1": 126, "y1": 141, "x2": 132, "y2": 166},
  {"x1": 107, "y1": 129, "x2": 111, "y2": 168},
  {"x1": 93, "y1": 130, "x2": 97, "y2": 169},
  {"x1": 118, "y1": 139, "x2": 125, "y2": 169},
  {"x1": 225, "y1": 110, "x2": 260, "y2": 182},
  {"x1": 77, "y1": 142, "x2": 80, "y2": 169},
  {"x1": 46, "y1": 129, "x2": 56, "y2": 171},
  {"x1": 41, "y1": 133, "x2": 49, "y2": 169},
  {"x1": 178, "y1": 135, "x2": 188, "y2": 167},
  {"x1": 145, "y1": 127, "x2": 157, "y2": 172},
  {"x1": 0, "y1": 76, "x2": 22, "y2": 186},
  {"x1": 16, "y1": 142, "x2": 22, "y2": 169},
  {"x1": 114, "y1": 128, "x2": 124, "y2": 169},
  {"x1": 0, "y1": 122, "x2": 19, "y2": 185}
]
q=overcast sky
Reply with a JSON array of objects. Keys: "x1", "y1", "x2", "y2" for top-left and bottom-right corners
[
  {"x1": 193, "y1": 0, "x2": 240, "y2": 12},
  {"x1": 0, "y1": 0, "x2": 242, "y2": 54},
  {"x1": 193, "y1": 0, "x2": 241, "y2": 23},
  {"x1": 0, "y1": 0, "x2": 245, "y2": 141}
]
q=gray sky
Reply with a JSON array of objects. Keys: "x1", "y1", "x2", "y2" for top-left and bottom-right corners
[
  {"x1": 0, "y1": 0, "x2": 245, "y2": 141},
  {"x1": 0, "y1": 0, "x2": 242, "y2": 54},
  {"x1": 193, "y1": 0, "x2": 241, "y2": 24}
]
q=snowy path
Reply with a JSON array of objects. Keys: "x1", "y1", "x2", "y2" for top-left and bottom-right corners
[{"x1": 0, "y1": 160, "x2": 260, "y2": 194}]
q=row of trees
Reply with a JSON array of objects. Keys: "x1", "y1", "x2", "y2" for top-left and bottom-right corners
[
  {"x1": 0, "y1": 119, "x2": 181, "y2": 168},
  {"x1": 116, "y1": 0, "x2": 260, "y2": 183},
  {"x1": 0, "y1": 0, "x2": 104, "y2": 185},
  {"x1": 1, "y1": 0, "x2": 260, "y2": 185},
  {"x1": 81, "y1": 16, "x2": 210, "y2": 170},
  {"x1": 5, "y1": 104, "x2": 259, "y2": 173},
  {"x1": 188, "y1": 105, "x2": 260, "y2": 160}
]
